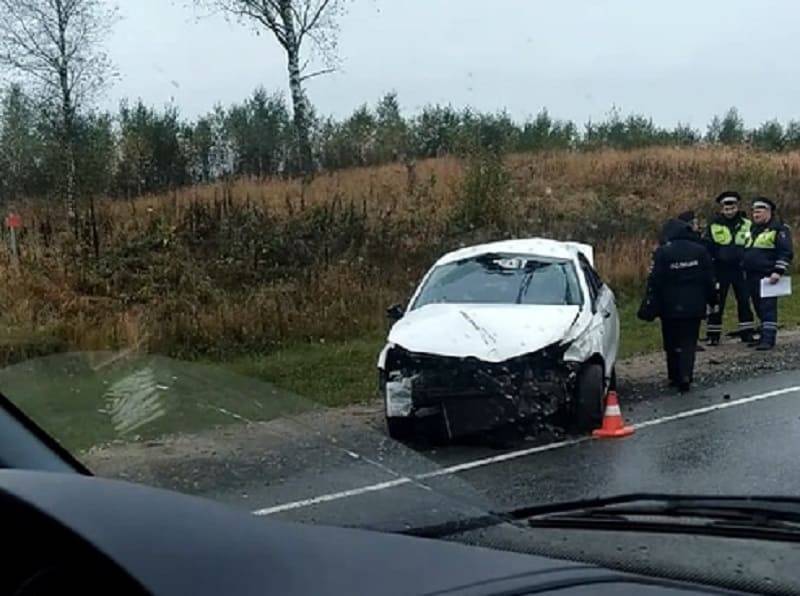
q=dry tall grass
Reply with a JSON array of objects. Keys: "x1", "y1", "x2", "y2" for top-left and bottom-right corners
[{"x1": 1, "y1": 146, "x2": 798, "y2": 362}]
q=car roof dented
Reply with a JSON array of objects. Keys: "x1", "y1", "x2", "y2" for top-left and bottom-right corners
[{"x1": 435, "y1": 238, "x2": 594, "y2": 267}]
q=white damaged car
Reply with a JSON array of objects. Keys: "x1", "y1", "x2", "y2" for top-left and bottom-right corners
[{"x1": 378, "y1": 238, "x2": 620, "y2": 440}]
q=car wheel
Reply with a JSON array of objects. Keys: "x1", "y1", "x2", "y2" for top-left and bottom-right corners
[
  {"x1": 386, "y1": 417, "x2": 414, "y2": 441},
  {"x1": 573, "y1": 362, "x2": 605, "y2": 432}
]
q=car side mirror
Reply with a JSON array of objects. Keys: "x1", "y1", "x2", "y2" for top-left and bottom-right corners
[{"x1": 386, "y1": 303, "x2": 405, "y2": 322}]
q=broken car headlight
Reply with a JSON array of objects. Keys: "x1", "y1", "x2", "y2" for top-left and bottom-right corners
[{"x1": 385, "y1": 371, "x2": 415, "y2": 417}]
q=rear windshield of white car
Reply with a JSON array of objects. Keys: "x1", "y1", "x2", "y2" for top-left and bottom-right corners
[{"x1": 412, "y1": 253, "x2": 584, "y2": 309}]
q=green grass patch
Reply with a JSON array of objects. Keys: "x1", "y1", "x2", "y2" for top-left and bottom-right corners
[
  {"x1": 228, "y1": 333, "x2": 386, "y2": 408},
  {"x1": 618, "y1": 297, "x2": 663, "y2": 358}
]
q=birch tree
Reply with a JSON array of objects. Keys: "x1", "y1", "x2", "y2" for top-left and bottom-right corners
[
  {"x1": 197, "y1": 0, "x2": 346, "y2": 176},
  {"x1": 0, "y1": 0, "x2": 117, "y2": 236}
]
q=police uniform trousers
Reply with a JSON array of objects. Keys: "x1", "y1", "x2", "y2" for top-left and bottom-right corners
[
  {"x1": 706, "y1": 265, "x2": 755, "y2": 338},
  {"x1": 661, "y1": 318, "x2": 702, "y2": 385},
  {"x1": 746, "y1": 272, "x2": 778, "y2": 346}
]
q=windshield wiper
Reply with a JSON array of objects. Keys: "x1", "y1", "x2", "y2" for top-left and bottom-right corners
[
  {"x1": 515, "y1": 263, "x2": 550, "y2": 303},
  {"x1": 515, "y1": 270, "x2": 535, "y2": 304},
  {"x1": 520, "y1": 494, "x2": 800, "y2": 543},
  {"x1": 402, "y1": 493, "x2": 800, "y2": 543},
  {"x1": 515, "y1": 493, "x2": 800, "y2": 520}
]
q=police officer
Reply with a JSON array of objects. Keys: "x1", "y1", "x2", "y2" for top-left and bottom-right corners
[
  {"x1": 649, "y1": 218, "x2": 717, "y2": 392},
  {"x1": 659, "y1": 210, "x2": 700, "y2": 245},
  {"x1": 742, "y1": 197, "x2": 794, "y2": 350},
  {"x1": 705, "y1": 191, "x2": 755, "y2": 345},
  {"x1": 678, "y1": 210, "x2": 702, "y2": 237}
]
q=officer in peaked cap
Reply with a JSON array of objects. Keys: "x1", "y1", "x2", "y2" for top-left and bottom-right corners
[
  {"x1": 704, "y1": 191, "x2": 755, "y2": 345},
  {"x1": 741, "y1": 196, "x2": 794, "y2": 350}
]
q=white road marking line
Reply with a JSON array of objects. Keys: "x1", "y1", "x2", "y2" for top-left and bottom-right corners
[
  {"x1": 252, "y1": 385, "x2": 800, "y2": 516},
  {"x1": 253, "y1": 437, "x2": 593, "y2": 516},
  {"x1": 253, "y1": 479, "x2": 410, "y2": 515},
  {"x1": 632, "y1": 385, "x2": 800, "y2": 431},
  {"x1": 416, "y1": 437, "x2": 591, "y2": 479}
]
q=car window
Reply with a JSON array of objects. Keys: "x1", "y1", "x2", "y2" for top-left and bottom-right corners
[
  {"x1": 578, "y1": 255, "x2": 604, "y2": 304},
  {"x1": 412, "y1": 254, "x2": 583, "y2": 309}
]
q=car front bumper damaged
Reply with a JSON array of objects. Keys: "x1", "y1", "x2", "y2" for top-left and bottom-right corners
[{"x1": 384, "y1": 346, "x2": 579, "y2": 439}]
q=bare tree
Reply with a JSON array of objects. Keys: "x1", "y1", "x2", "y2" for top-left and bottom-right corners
[
  {"x1": 197, "y1": 0, "x2": 346, "y2": 176},
  {"x1": 0, "y1": 0, "x2": 117, "y2": 236}
]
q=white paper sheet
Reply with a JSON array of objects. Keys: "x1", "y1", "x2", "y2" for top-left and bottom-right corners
[{"x1": 761, "y1": 276, "x2": 792, "y2": 298}]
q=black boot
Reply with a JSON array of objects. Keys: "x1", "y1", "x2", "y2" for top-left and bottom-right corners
[
  {"x1": 739, "y1": 330, "x2": 754, "y2": 344},
  {"x1": 666, "y1": 351, "x2": 678, "y2": 386},
  {"x1": 707, "y1": 333, "x2": 720, "y2": 346},
  {"x1": 756, "y1": 329, "x2": 776, "y2": 351}
]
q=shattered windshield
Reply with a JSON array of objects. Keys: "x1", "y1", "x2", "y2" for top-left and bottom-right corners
[{"x1": 412, "y1": 255, "x2": 583, "y2": 308}]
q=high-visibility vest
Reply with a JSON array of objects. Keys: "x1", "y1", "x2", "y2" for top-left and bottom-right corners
[
  {"x1": 746, "y1": 228, "x2": 777, "y2": 249},
  {"x1": 710, "y1": 218, "x2": 751, "y2": 247}
]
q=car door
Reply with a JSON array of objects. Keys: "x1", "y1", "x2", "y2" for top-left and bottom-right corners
[
  {"x1": 596, "y1": 283, "x2": 620, "y2": 372},
  {"x1": 578, "y1": 256, "x2": 619, "y2": 377}
]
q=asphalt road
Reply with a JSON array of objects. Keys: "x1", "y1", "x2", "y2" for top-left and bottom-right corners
[{"x1": 210, "y1": 369, "x2": 800, "y2": 532}]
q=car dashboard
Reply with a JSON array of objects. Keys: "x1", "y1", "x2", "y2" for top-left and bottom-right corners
[{"x1": 0, "y1": 470, "x2": 752, "y2": 595}]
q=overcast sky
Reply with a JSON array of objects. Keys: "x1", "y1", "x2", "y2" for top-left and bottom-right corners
[{"x1": 105, "y1": 0, "x2": 799, "y2": 128}]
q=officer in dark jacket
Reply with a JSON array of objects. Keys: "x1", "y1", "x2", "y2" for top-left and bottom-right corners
[
  {"x1": 658, "y1": 210, "x2": 701, "y2": 245},
  {"x1": 742, "y1": 197, "x2": 794, "y2": 350},
  {"x1": 704, "y1": 191, "x2": 755, "y2": 345},
  {"x1": 649, "y1": 218, "x2": 717, "y2": 392}
]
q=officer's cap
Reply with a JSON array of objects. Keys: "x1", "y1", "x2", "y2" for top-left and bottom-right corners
[
  {"x1": 715, "y1": 191, "x2": 741, "y2": 205},
  {"x1": 752, "y1": 196, "x2": 777, "y2": 211},
  {"x1": 677, "y1": 210, "x2": 695, "y2": 223}
]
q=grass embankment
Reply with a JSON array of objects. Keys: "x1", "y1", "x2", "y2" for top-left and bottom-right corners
[{"x1": 3, "y1": 146, "x2": 800, "y2": 361}]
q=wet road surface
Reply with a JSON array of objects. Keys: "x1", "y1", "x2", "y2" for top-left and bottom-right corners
[{"x1": 221, "y1": 370, "x2": 800, "y2": 531}]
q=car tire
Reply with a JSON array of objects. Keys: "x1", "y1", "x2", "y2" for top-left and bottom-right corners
[
  {"x1": 386, "y1": 417, "x2": 414, "y2": 441},
  {"x1": 573, "y1": 362, "x2": 605, "y2": 432}
]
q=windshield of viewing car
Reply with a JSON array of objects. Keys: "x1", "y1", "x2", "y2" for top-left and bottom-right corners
[
  {"x1": 2, "y1": 1, "x2": 800, "y2": 571},
  {"x1": 412, "y1": 255, "x2": 583, "y2": 309}
]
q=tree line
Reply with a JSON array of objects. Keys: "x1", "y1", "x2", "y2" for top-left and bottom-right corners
[
  {"x1": 2, "y1": 0, "x2": 799, "y2": 212},
  {"x1": 2, "y1": 85, "x2": 800, "y2": 204}
]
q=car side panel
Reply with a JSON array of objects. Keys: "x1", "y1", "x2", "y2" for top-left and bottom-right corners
[
  {"x1": 597, "y1": 286, "x2": 620, "y2": 378},
  {"x1": 563, "y1": 314, "x2": 605, "y2": 366},
  {"x1": 563, "y1": 258, "x2": 606, "y2": 367}
]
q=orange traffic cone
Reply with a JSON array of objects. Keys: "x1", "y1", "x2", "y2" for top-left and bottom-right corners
[{"x1": 592, "y1": 391, "x2": 635, "y2": 438}]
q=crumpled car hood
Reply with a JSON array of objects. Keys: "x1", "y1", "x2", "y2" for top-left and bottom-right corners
[{"x1": 388, "y1": 303, "x2": 582, "y2": 362}]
